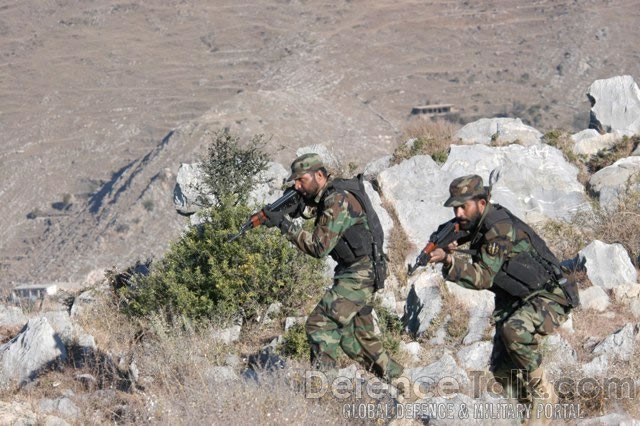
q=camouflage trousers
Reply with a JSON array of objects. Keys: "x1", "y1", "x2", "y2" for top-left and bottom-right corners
[
  {"x1": 491, "y1": 294, "x2": 570, "y2": 399},
  {"x1": 305, "y1": 268, "x2": 404, "y2": 382}
]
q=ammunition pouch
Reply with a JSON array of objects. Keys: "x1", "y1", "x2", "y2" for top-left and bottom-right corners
[
  {"x1": 493, "y1": 252, "x2": 556, "y2": 299},
  {"x1": 329, "y1": 223, "x2": 371, "y2": 265}
]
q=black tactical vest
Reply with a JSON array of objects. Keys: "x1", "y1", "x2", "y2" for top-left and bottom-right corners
[
  {"x1": 481, "y1": 205, "x2": 563, "y2": 299},
  {"x1": 319, "y1": 175, "x2": 387, "y2": 290}
]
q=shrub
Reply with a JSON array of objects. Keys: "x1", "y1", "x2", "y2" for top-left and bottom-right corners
[
  {"x1": 374, "y1": 303, "x2": 402, "y2": 355},
  {"x1": 117, "y1": 130, "x2": 327, "y2": 325},
  {"x1": 280, "y1": 322, "x2": 310, "y2": 361},
  {"x1": 122, "y1": 196, "x2": 326, "y2": 324},
  {"x1": 198, "y1": 129, "x2": 270, "y2": 207}
]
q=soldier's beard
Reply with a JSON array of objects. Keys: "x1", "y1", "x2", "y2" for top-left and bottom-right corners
[
  {"x1": 459, "y1": 211, "x2": 482, "y2": 231},
  {"x1": 301, "y1": 175, "x2": 321, "y2": 202}
]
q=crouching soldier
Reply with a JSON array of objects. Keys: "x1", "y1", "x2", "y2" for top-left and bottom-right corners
[
  {"x1": 262, "y1": 153, "x2": 405, "y2": 386},
  {"x1": 429, "y1": 174, "x2": 580, "y2": 424}
]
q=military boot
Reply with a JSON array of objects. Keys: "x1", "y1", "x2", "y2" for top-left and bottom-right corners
[
  {"x1": 493, "y1": 368, "x2": 532, "y2": 405},
  {"x1": 526, "y1": 367, "x2": 558, "y2": 426}
]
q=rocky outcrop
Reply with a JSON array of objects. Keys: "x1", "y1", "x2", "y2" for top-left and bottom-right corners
[
  {"x1": 588, "y1": 156, "x2": 640, "y2": 209},
  {"x1": 587, "y1": 75, "x2": 640, "y2": 134},
  {"x1": 454, "y1": 117, "x2": 543, "y2": 146},
  {"x1": 0, "y1": 318, "x2": 67, "y2": 390},
  {"x1": 578, "y1": 240, "x2": 637, "y2": 290}
]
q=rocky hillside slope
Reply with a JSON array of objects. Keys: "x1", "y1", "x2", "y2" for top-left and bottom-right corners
[{"x1": 1, "y1": 0, "x2": 639, "y2": 286}]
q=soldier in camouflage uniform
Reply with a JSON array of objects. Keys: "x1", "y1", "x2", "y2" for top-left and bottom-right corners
[
  {"x1": 263, "y1": 153, "x2": 404, "y2": 382},
  {"x1": 429, "y1": 174, "x2": 579, "y2": 423}
]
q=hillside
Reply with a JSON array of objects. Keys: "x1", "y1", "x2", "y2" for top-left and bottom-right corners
[{"x1": 1, "y1": 0, "x2": 640, "y2": 286}]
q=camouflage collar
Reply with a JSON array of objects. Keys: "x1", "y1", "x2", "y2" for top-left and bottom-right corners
[
  {"x1": 469, "y1": 202, "x2": 493, "y2": 246},
  {"x1": 314, "y1": 176, "x2": 333, "y2": 204}
]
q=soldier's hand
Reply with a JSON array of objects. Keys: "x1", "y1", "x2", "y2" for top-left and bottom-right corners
[
  {"x1": 262, "y1": 207, "x2": 285, "y2": 228},
  {"x1": 429, "y1": 248, "x2": 451, "y2": 266}
]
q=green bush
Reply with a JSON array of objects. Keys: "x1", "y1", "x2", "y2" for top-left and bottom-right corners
[
  {"x1": 279, "y1": 322, "x2": 310, "y2": 361},
  {"x1": 198, "y1": 129, "x2": 270, "y2": 207},
  {"x1": 117, "y1": 130, "x2": 327, "y2": 325},
  {"x1": 373, "y1": 303, "x2": 402, "y2": 355}
]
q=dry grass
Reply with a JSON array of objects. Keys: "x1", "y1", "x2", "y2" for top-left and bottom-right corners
[
  {"x1": 586, "y1": 135, "x2": 640, "y2": 174},
  {"x1": 392, "y1": 118, "x2": 458, "y2": 165},
  {"x1": 1, "y1": 285, "x2": 403, "y2": 425},
  {"x1": 420, "y1": 281, "x2": 471, "y2": 347},
  {"x1": 381, "y1": 198, "x2": 414, "y2": 289}
]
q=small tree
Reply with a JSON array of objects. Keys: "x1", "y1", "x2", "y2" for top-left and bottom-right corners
[{"x1": 198, "y1": 129, "x2": 270, "y2": 207}]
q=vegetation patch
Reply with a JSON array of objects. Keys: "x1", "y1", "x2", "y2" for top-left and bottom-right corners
[
  {"x1": 113, "y1": 130, "x2": 327, "y2": 325},
  {"x1": 392, "y1": 118, "x2": 457, "y2": 164}
]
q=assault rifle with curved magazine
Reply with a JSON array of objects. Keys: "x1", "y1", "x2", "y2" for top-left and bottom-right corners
[
  {"x1": 407, "y1": 219, "x2": 469, "y2": 276},
  {"x1": 227, "y1": 187, "x2": 302, "y2": 242}
]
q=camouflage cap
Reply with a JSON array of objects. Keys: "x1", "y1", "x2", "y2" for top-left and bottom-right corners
[
  {"x1": 287, "y1": 153, "x2": 324, "y2": 181},
  {"x1": 444, "y1": 174, "x2": 487, "y2": 207}
]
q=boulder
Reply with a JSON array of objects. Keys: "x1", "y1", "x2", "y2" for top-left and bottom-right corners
[
  {"x1": 544, "y1": 334, "x2": 578, "y2": 375},
  {"x1": 363, "y1": 155, "x2": 393, "y2": 180},
  {"x1": 454, "y1": 117, "x2": 543, "y2": 146},
  {"x1": 403, "y1": 272, "x2": 443, "y2": 337},
  {"x1": 443, "y1": 144, "x2": 590, "y2": 223},
  {"x1": 0, "y1": 304, "x2": 27, "y2": 329},
  {"x1": 210, "y1": 323, "x2": 242, "y2": 345},
  {"x1": 405, "y1": 353, "x2": 470, "y2": 397},
  {"x1": 455, "y1": 341, "x2": 493, "y2": 372},
  {"x1": 0, "y1": 317, "x2": 67, "y2": 389},
  {"x1": 591, "y1": 324, "x2": 638, "y2": 362},
  {"x1": 588, "y1": 156, "x2": 640, "y2": 209},
  {"x1": 378, "y1": 155, "x2": 451, "y2": 250},
  {"x1": 587, "y1": 75, "x2": 640, "y2": 134},
  {"x1": 571, "y1": 129, "x2": 632, "y2": 156},
  {"x1": 578, "y1": 286, "x2": 610, "y2": 312},
  {"x1": 444, "y1": 282, "x2": 494, "y2": 345},
  {"x1": 578, "y1": 240, "x2": 637, "y2": 289}
]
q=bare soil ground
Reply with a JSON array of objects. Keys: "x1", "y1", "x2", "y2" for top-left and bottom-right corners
[{"x1": 1, "y1": 0, "x2": 639, "y2": 286}]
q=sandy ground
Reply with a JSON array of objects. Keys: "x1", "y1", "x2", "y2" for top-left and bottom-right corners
[{"x1": 1, "y1": 0, "x2": 639, "y2": 286}]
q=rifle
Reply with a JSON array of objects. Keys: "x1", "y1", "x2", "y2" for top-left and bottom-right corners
[
  {"x1": 227, "y1": 187, "x2": 302, "y2": 242},
  {"x1": 407, "y1": 219, "x2": 469, "y2": 276}
]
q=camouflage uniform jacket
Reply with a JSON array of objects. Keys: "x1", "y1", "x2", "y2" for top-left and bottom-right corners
[
  {"x1": 443, "y1": 203, "x2": 569, "y2": 317},
  {"x1": 284, "y1": 178, "x2": 371, "y2": 276}
]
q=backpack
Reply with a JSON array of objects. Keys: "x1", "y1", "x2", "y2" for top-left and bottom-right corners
[{"x1": 331, "y1": 174, "x2": 388, "y2": 291}]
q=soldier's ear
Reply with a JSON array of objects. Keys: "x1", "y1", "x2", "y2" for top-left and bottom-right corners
[{"x1": 478, "y1": 198, "x2": 487, "y2": 211}]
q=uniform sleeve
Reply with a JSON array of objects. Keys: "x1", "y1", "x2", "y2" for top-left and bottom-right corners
[
  {"x1": 284, "y1": 191, "x2": 354, "y2": 258},
  {"x1": 445, "y1": 226, "x2": 513, "y2": 290}
]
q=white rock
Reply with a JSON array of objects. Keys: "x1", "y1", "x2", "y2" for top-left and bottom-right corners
[
  {"x1": 588, "y1": 156, "x2": 640, "y2": 209},
  {"x1": 578, "y1": 286, "x2": 610, "y2": 312},
  {"x1": 443, "y1": 144, "x2": 590, "y2": 223},
  {"x1": 571, "y1": 129, "x2": 632, "y2": 156},
  {"x1": 454, "y1": 117, "x2": 543, "y2": 146},
  {"x1": 588, "y1": 75, "x2": 640, "y2": 134},
  {"x1": 403, "y1": 272, "x2": 443, "y2": 336},
  {"x1": 0, "y1": 318, "x2": 68, "y2": 389},
  {"x1": 456, "y1": 341, "x2": 493, "y2": 371},
  {"x1": 578, "y1": 240, "x2": 637, "y2": 289}
]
